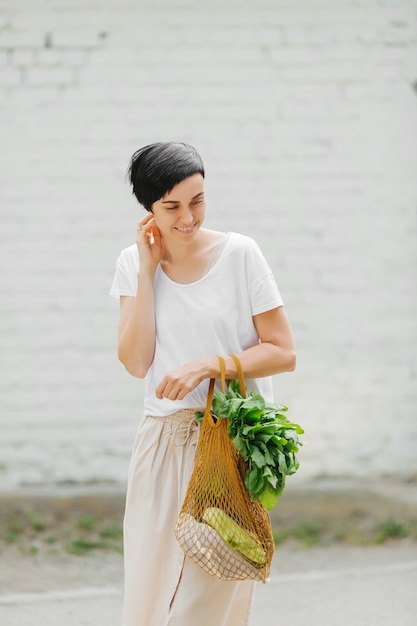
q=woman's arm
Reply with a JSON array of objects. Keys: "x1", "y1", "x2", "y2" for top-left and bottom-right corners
[
  {"x1": 117, "y1": 270, "x2": 156, "y2": 378},
  {"x1": 155, "y1": 306, "x2": 296, "y2": 400},
  {"x1": 117, "y1": 216, "x2": 162, "y2": 378},
  {"x1": 226, "y1": 306, "x2": 296, "y2": 377}
]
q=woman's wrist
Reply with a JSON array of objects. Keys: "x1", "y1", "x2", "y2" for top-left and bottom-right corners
[
  {"x1": 137, "y1": 266, "x2": 156, "y2": 284},
  {"x1": 198, "y1": 354, "x2": 239, "y2": 379},
  {"x1": 200, "y1": 355, "x2": 221, "y2": 379}
]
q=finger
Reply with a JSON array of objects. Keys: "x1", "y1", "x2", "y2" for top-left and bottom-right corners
[
  {"x1": 172, "y1": 380, "x2": 194, "y2": 400},
  {"x1": 140, "y1": 221, "x2": 158, "y2": 246},
  {"x1": 150, "y1": 224, "x2": 161, "y2": 245},
  {"x1": 166, "y1": 383, "x2": 181, "y2": 400},
  {"x1": 145, "y1": 224, "x2": 158, "y2": 245},
  {"x1": 137, "y1": 215, "x2": 155, "y2": 234},
  {"x1": 142, "y1": 215, "x2": 155, "y2": 228},
  {"x1": 155, "y1": 377, "x2": 174, "y2": 399},
  {"x1": 155, "y1": 382, "x2": 164, "y2": 399}
]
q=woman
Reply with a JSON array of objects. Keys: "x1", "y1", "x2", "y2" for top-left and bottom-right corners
[{"x1": 110, "y1": 142, "x2": 296, "y2": 626}]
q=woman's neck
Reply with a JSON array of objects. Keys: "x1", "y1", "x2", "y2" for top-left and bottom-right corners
[
  {"x1": 161, "y1": 229, "x2": 208, "y2": 266},
  {"x1": 159, "y1": 229, "x2": 227, "y2": 284}
]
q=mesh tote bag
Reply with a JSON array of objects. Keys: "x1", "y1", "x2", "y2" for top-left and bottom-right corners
[{"x1": 175, "y1": 355, "x2": 275, "y2": 582}]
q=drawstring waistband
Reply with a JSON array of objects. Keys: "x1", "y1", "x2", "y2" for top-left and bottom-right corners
[{"x1": 149, "y1": 409, "x2": 202, "y2": 446}]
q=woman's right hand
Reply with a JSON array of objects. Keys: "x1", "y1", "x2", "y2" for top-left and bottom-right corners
[{"x1": 136, "y1": 214, "x2": 163, "y2": 272}]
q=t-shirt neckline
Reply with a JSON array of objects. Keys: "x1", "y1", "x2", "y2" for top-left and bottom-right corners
[{"x1": 159, "y1": 232, "x2": 232, "y2": 287}]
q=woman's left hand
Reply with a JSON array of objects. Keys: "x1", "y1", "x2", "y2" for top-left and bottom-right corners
[{"x1": 155, "y1": 357, "x2": 217, "y2": 401}]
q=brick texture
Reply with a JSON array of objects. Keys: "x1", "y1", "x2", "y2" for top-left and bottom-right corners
[{"x1": 0, "y1": 0, "x2": 416, "y2": 490}]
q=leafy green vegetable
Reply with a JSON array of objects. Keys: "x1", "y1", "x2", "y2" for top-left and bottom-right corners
[{"x1": 205, "y1": 379, "x2": 304, "y2": 511}]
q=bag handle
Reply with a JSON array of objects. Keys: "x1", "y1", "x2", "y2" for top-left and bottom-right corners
[
  {"x1": 218, "y1": 355, "x2": 226, "y2": 394},
  {"x1": 203, "y1": 354, "x2": 246, "y2": 425},
  {"x1": 203, "y1": 356, "x2": 225, "y2": 425},
  {"x1": 230, "y1": 353, "x2": 246, "y2": 398}
]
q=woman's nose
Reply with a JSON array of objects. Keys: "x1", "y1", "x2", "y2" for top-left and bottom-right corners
[{"x1": 179, "y1": 207, "x2": 194, "y2": 224}]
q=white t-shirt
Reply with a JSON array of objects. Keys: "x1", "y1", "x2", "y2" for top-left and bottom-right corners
[{"x1": 110, "y1": 232, "x2": 284, "y2": 417}]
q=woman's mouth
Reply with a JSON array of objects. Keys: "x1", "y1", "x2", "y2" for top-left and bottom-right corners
[{"x1": 175, "y1": 224, "x2": 196, "y2": 233}]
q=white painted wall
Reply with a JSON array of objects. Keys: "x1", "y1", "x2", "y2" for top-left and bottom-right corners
[{"x1": 1, "y1": 0, "x2": 416, "y2": 490}]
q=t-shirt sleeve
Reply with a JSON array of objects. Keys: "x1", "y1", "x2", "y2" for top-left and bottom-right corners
[
  {"x1": 109, "y1": 247, "x2": 138, "y2": 298},
  {"x1": 244, "y1": 238, "x2": 284, "y2": 316}
]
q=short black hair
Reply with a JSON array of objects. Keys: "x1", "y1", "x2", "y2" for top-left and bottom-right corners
[{"x1": 128, "y1": 142, "x2": 205, "y2": 211}]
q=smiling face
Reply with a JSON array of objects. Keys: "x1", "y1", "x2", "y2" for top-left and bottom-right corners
[{"x1": 151, "y1": 173, "x2": 206, "y2": 243}]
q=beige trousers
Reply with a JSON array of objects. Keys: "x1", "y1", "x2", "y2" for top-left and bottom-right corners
[{"x1": 122, "y1": 410, "x2": 255, "y2": 626}]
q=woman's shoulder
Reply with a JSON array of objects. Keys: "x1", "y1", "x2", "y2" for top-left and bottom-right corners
[
  {"x1": 229, "y1": 231, "x2": 257, "y2": 244},
  {"x1": 225, "y1": 231, "x2": 263, "y2": 255},
  {"x1": 118, "y1": 242, "x2": 138, "y2": 257},
  {"x1": 204, "y1": 229, "x2": 258, "y2": 248},
  {"x1": 202, "y1": 230, "x2": 260, "y2": 262},
  {"x1": 114, "y1": 243, "x2": 139, "y2": 276},
  {"x1": 116, "y1": 243, "x2": 138, "y2": 263}
]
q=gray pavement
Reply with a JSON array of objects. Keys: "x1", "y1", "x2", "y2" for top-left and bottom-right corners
[
  {"x1": 1, "y1": 542, "x2": 417, "y2": 626},
  {"x1": 2, "y1": 479, "x2": 417, "y2": 625}
]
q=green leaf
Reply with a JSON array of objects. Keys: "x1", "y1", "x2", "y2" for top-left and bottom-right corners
[
  {"x1": 283, "y1": 428, "x2": 298, "y2": 439},
  {"x1": 233, "y1": 434, "x2": 250, "y2": 460},
  {"x1": 211, "y1": 393, "x2": 230, "y2": 419},
  {"x1": 285, "y1": 442, "x2": 300, "y2": 453},
  {"x1": 241, "y1": 425, "x2": 254, "y2": 436},
  {"x1": 228, "y1": 398, "x2": 245, "y2": 415},
  {"x1": 228, "y1": 379, "x2": 242, "y2": 397},
  {"x1": 257, "y1": 482, "x2": 282, "y2": 511},
  {"x1": 258, "y1": 442, "x2": 274, "y2": 465},
  {"x1": 264, "y1": 402, "x2": 288, "y2": 413},
  {"x1": 277, "y1": 450, "x2": 287, "y2": 474},
  {"x1": 265, "y1": 474, "x2": 278, "y2": 489},
  {"x1": 240, "y1": 407, "x2": 264, "y2": 424},
  {"x1": 250, "y1": 424, "x2": 277, "y2": 436},
  {"x1": 244, "y1": 393, "x2": 266, "y2": 407},
  {"x1": 255, "y1": 432, "x2": 274, "y2": 445},
  {"x1": 245, "y1": 466, "x2": 264, "y2": 497},
  {"x1": 250, "y1": 447, "x2": 266, "y2": 467},
  {"x1": 269, "y1": 434, "x2": 284, "y2": 446}
]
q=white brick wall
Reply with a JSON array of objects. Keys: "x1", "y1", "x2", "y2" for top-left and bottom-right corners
[{"x1": 0, "y1": 0, "x2": 416, "y2": 490}]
